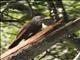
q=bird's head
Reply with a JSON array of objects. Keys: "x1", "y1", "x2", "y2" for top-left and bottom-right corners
[{"x1": 32, "y1": 15, "x2": 49, "y2": 25}]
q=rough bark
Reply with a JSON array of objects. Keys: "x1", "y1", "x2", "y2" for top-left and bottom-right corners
[{"x1": 1, "y1": 18, "x2": 80, "y2": 60}]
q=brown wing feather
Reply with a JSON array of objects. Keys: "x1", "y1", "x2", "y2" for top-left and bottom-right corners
[{"x1": 16, "y1": 22, "x2": 31, "y2": 38}]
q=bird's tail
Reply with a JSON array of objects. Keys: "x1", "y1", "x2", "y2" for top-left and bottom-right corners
[{"x1": 8, "y1": 38, "x2": 21, "y2": 49}]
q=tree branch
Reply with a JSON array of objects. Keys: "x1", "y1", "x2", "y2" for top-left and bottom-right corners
[
  {"x1": 1, "y1": 18, "x2": 80, "y2": 60},
  {"x1": 73, "y1": 52, "x2": 80, "y2": 60},
  {"x1": 0, "y1": 18, "x2": 22, "y2": 22}
]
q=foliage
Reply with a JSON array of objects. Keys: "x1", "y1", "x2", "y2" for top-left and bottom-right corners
[{"x1": 0, "y1": 0, "x2": 80, "y2": 59}]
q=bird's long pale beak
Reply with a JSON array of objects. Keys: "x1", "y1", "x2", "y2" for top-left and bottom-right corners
[{"x1": 43, "y1": 17, "x2": 50, "y2": 20}]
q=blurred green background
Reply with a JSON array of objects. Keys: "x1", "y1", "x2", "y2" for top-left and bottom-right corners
[{"x1": 0, "y1": 0, "x2": 80, "y2": 60}]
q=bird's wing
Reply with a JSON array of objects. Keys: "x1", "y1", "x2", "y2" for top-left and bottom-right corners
[{"x1": 16, "y1": 22, "x2": 31, "y2": 38}]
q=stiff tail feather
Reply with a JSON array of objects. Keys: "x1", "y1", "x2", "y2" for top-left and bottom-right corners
[{"x1": 8, "y1": 39, "x2": 21, "y2": 49}]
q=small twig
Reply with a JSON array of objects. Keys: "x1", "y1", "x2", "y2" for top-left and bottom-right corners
[
  {"x1": 73, "y1": 52, "x2": 80, "y2": 60},
  {"x1": 47, "y1": 1, "x2": 60, "y2": 22},
  {"x1": 1, "y1": 0, "x2": 19, "y2": 13},
  {"x1": 0, "y1": 19, "x2": 21, "y2": 22},
  {"x1": 25, "y1": 0, "x2": 34, "y2": 17}
]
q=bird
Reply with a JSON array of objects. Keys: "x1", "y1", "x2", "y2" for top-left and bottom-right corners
[{"x1": 8, "y1": 15, "x2": 46, "y2": 49}]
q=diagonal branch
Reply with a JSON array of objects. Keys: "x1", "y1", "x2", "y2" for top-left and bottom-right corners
[{"x1": 1, "y1": 18, "x2": 80, "y2": 60}]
